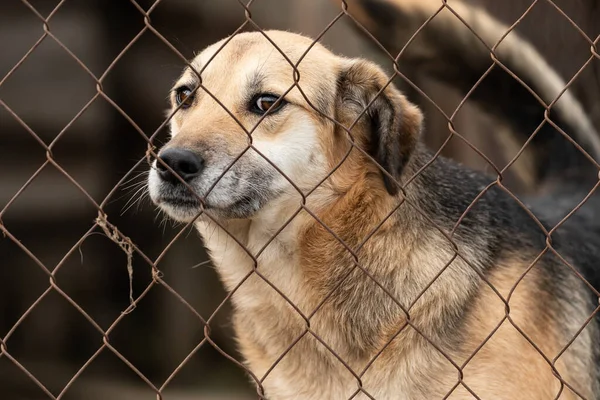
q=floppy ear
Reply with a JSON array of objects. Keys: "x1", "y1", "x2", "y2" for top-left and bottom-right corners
[{"x1": 336, "y1": 59, "x2": 423, "y2": 195}]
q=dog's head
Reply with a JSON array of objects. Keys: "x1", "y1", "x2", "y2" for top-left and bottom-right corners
[{"x1": 148, "y1": 30, "x2": 422, "y2": 222}]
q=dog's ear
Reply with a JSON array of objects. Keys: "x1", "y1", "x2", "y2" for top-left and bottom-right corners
[{"x1": 336, "y1": 59, "x2": 423, "y2": 195}]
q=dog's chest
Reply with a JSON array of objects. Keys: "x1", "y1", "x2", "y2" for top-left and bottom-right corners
[
  {"x1": 237, "y1": 332, "x2": 446, "y2": 400},
  {"x1": 194, "y1": 219, "x2": 305, "y2": 305},
  {"x1": 194, "y1": 220, "x2": 456, "y2": 400}
]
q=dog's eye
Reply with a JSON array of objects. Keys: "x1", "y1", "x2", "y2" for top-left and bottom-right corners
[
  {"x1": 174, "y1": 86, "x2": 195, "y2": 109},
  {"x1": 251, "y1": 94, "x2": 286, "y2": 115}
]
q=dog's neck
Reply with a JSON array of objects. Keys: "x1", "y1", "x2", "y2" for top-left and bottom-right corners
[{"x1": 193, "y1": 145, "x2": 491, "y2": 383}]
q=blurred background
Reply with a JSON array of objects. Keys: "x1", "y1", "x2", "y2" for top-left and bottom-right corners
[{"x1": 1, "y1": 0, "x2": 599, "y2": 399}]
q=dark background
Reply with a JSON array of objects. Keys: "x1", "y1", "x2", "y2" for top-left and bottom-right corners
[{"x1": 1, "y1": 1, "x2": 599, "y2": 399}]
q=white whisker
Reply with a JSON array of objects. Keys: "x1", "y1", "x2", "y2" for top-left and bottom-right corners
[{"x1": 121, "y1": 184, "x2": 149, "y2": 215}]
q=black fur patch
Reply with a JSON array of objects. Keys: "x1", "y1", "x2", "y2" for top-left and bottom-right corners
[
  {"x1": 367, "y1": 97, "x2": 403, "y2": 194},
  {"x1": 337, "y1": 62, "x2": 413, "y2": 195}
]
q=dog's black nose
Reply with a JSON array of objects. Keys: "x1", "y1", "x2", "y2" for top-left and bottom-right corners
[{"x1": 157, "y1": 148, "x2": 204, "y2": 183}]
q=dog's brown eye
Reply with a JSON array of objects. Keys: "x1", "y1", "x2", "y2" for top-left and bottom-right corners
[
  {"x1": 251, "y1": 94, "x2": 286, "y2": 115},
  {"x1": 175, "y1": 86, "x2": 195, "y2": 109}
]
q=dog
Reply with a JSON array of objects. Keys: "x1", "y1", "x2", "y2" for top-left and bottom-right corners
[{"x1": 147, "y1": 2, "x2": 600, "y2": 398}]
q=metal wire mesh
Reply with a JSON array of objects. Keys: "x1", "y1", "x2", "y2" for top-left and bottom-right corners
[{"x1": 1, "y1": 0, "x2": 600, "y2": 399}]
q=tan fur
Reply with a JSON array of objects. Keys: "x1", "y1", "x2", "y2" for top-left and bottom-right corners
[
  {"x1": 456, "y1": 257, "x2": 589, "y2": 400},
  {"x1": 148, "y1": 29, "x2": 598, "y2": 399}
]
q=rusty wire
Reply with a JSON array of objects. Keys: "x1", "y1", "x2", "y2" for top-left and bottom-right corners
[{"x1": 1, "y1": 0, "x2": 600, "y2": 399}]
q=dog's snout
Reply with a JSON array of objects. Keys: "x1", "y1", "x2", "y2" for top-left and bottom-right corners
[{"x1": 157, "y1": 148, "x2": 204, "y2": 183}]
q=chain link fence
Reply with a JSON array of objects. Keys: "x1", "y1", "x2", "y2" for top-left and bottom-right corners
[{"x1": 1, "y1": 0, "x2": 600, "y2": 399}]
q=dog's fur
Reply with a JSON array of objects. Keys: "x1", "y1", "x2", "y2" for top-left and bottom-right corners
[
  {"x1": 342, "y1": 0, "x2": 600, "y2": 191},
  {"x1": 147, "y1": 1, "x2": 600, "y2": 398}
]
